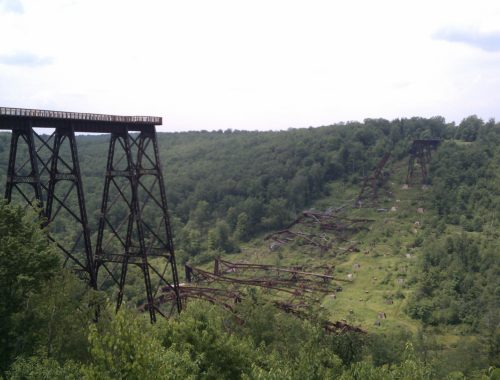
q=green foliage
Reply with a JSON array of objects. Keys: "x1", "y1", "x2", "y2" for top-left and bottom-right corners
[
  {"x1": 82, "y1": 308, "x2": 198, "y2": 380},
  {"x1": 262, "y1": 198, "x2": 293, "y2": 230},
  {"x1": 208, "y1": 220, "x2": 238, "y2": 253},
  {"x1": 2, "y1": 117, "x2": 500, "y2": 378},
  {"x1": 366, "y1": 328, "x2": 413, "y2": 366},
  {"x1": 232, "y1": 295, "x2": 346, "y2": 377},
  {"x1": 11, "y1": 270, "x2": 104, "y2": 363},
  {"x1": 455, "y1": 115, "x2": 484, "y2": 142},
  {"x1": 0, "y1": 116, "x2": 457, "y2": 263},
  {"x1": 158, "y1": 302, "x2": 258, "y2": 379},
  {"x1": 429, "y1": 140, "x2": 500, "y2": 231},
  {"x1": 8, "y1": 355, "x2": 81, "y2": 380},
  {"x1": 0, "y1": 202, "x2": 60, "y2": 371},
  {"x1": 340, "y1": 343, "x2": 436, "y2": 380},
  {"x1": 234, "y1": 212, "x2": 250, "y2": 241},
  {"x1": 408, "y1": 235, "x2": 499, "y2": 329}
]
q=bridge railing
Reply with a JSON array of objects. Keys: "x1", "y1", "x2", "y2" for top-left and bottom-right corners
[{"x1": 0, "y1": 107, "x2": 161, "y2": 124}]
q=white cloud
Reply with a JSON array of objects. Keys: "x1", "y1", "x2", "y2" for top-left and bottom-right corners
[
  {"x1": 434, "y1": 27, "x2": 500, "y2": 52},
  {"x1": 0, "y1": 0, "x2": 23, "y2": 14},
  {"x1": 0, "y1": 51, "x2": 52, "y2": 67},
  {"x1": 1, "y1": 0, "x2": 500, "y2": 130}
]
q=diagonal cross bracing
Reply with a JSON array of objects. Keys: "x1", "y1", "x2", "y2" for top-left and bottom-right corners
[{"x1": 1, "y1": 107, "x2": 181, "y2": 322}]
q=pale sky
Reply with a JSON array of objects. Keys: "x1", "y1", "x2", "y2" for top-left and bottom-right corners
[{"x1": 1, "y1": 0, "x2": 500, "y2": 131}]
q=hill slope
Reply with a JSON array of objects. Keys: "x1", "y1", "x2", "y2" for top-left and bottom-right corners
[{"x1": 0, "y1": 115, "x2": 499, "y2": 375}]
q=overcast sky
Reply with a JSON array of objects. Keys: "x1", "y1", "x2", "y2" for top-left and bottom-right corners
[{"x1": 1, "y1": 0, "x2": 500, "y2": 132}]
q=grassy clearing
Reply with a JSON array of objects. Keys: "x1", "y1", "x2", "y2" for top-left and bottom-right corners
[{"x1": 205, "y1": 158, "x2": 472, "y2": 348}]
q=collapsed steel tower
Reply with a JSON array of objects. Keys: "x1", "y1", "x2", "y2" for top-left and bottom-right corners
[{"x1": 0, "y1": 107, "x2": 181, "y2": 321}]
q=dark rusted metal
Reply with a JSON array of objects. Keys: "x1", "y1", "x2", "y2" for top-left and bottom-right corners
[
  {"x1": 356, "y1": 152, "x2": 391, "y2": 206},
  {"x1": 274, "y1": 301, "x2": 366, "y2": 334},
  {"x1": 44, "y1": 125, "x2": 96, "y2": 286},
  {"x1": 5, "y1": 121, "x2": 44, "y2": 210},
  {"x1": 0, "y1": 107, "x2": 161, "y2": 132},
  {"x1": 94, "y1": 129, "x2": 182, "y2": 322},
  {"x1": 215, "y1": 258, "x2": 341, "y2": 284},
  {"x1": 151, "y1": 255, "x2": 365, "y2": 332},
  {"x1": 4, "y1": 121, "x2": 95, "y2": 285},
  {"x1": 153, "y1": 282, "x2": 365, "y2": 334},
  {"x1": 406, "y1": 139, "x2": 441, "y2": 185},
  {"x1": 185, "y1": 264, "x2": 307, "y2": 296},
  {"x1": 264, "y1": 210, "x2": 370, "y2": 253},
  {"x1": 185, "y1": 259, "x2": 347, "y2": 296},
  {"x1": 1, "y1": 107, "x2": 181, "y2": 322},
  {"x1": 150, "y1": 285, "x2": 243, "y2": 314}
]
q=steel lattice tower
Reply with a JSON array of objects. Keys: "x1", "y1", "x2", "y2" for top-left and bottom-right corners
[{"x1": 0, "y1": 107, "x2": 181, "y2": 320}]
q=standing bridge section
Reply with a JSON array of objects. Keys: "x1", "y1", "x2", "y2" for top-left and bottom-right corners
[{"x1": 0, "y1": 107, "x2": 181, "y2": 322}]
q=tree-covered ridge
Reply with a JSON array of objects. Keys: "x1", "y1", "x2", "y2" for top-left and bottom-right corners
[
  {"x1": 0, "y1": 116, "x2": 454, "y2": 260},
  {"x1": 408, "y1": 234, "x2": 499, "y2": 326},
  {"x1": 1, "y1": 115, "x2": 500, "y2": 378},
  {"x1": 404, "y1": 126, "x2": 500, "y2": 365}
]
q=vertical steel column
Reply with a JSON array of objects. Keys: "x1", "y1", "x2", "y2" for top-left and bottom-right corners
[
  {"x1": 125, "y1": 131, "x2": 157, "y2": 320},
  {"x1": 5, "y1": 121, "x2": 44, "y2": 209},
  {"x1": 406, "y1": 153, "x2": 416, "y2": 185},
  {"x1": 139, "y1": 130, "x2": 182, "y2": 313},
  {"x1": 45, "y1": 125, "x2": 96, "y2": 287},
  {"x1": 95, "y1": 129, "x2": 159, "y2": 322},
  {"x1": 95, "y1": 130, "x2": 134, "y2": 311}
]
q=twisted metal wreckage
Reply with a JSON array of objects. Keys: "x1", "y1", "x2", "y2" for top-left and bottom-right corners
[
  {"x1": 154, "y1": 258, "x2": 365, "y2": 334},
  {"x1": 265, "y1": 210, "x2": 372, "y2": 254},
  {"x1": 0, "y1": 107, "x2": 441, "y2": 334}
]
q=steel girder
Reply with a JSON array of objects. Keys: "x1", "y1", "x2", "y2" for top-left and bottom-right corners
[
  {"x1": 2, "y1": 114, "x2": 181, "y2": 322},
  {"x1": 94, "y1": 129, "x2": 181, "y2": 322}
]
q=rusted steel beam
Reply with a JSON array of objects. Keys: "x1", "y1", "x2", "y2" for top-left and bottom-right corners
[
  {"x1": 187, "y1": 261, "x2": 347, "y2": 295},
  {"x1": 2, "y1": 107, "x2": 181, "y2": 323},
  {"x1": 356, "y1": 152, "x2": 391, "y2": 206},
  {"x1": 185, "y1": 264, "x2": 308, "y2": 295},
  {"x1": 95, "y1": 129, "x2": 181, "y2": 322},
  {"x1": 216, "y1": 258, "x2": 337, "y2": 282},
  {"x1": 264, "y1": 210, "x2": 370, "y2": 252},
  {"x1": 0, "y1": 106, "x2": 161, "y2": 124},
  {"x1": 274, "y1": 301, "x2": 366, "y2": 334},
  {"x1": 0, "y1": 107, "x2": 161, "y2": 133},
  {"x1": 153, "y1": 284, "x2": 365, "y2": 334}
]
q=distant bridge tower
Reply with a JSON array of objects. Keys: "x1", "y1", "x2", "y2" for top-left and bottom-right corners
[
  {"x1": 0, "y1": 107, "x2": 181, "y2": 321},
  {"x1": 355, "y1": 152, "x2": 391, "y2": 206},
  {"x1": 405, "y1": 139, "x2": 441, "y2": 186}
]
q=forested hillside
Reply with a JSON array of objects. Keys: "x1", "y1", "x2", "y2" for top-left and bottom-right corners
[
  {"x1": 0, "y1": 115, "x2": 499, "y2": 379},
  {"x1": 0, "y1": 116, "x2": 453, "y2": 259}
]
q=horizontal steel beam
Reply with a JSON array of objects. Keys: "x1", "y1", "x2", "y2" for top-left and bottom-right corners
[
  {"x1": 1, "y1": 106, "x2": 161, "y2": 124},
  {"x1": 0, "y1": 107, "x2": 160, "y2": 133}
]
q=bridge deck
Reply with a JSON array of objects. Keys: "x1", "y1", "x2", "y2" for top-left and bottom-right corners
[{"x1": 0, "y1": 107, "x2": 162, "y2": 133}]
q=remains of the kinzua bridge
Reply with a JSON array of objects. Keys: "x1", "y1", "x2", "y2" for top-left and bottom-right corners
[{"x1": 0, "y1": 107, "x2": 181, "y2": 322}]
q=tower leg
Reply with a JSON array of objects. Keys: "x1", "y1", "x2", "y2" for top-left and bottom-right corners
[
  {"x1": 95, "y1": 127, "x2": 182, "y2": 322},
  {"x1": 138, "y1": 130, "x2": 182, "y2": 313},
  {"x1": 45, "y1": 125, "x2": 95, "y2": 287},
  {"x1": 5, "y1": 122, "x2": 44, "y2": 209}
]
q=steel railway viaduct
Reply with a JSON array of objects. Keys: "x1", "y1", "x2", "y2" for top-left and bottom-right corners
[{"x1": 0, "y1": 107, "x2": 181, "y2": 322}]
